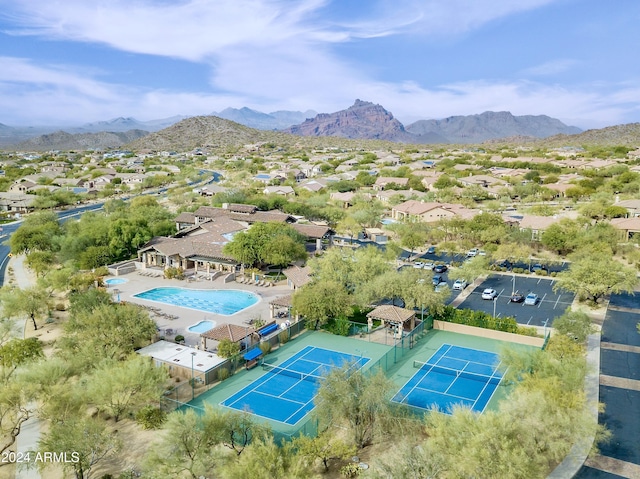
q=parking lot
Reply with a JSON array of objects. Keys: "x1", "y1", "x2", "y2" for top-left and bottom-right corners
[{"x1": 456, "y1": 274, "x2": 575, "y2": 327}]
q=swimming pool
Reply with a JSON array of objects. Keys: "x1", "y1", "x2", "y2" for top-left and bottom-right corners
[
  {"x1": 133, "y1": 287, "x2": 259, "y2": 315},
  {"x1": 188, "y1": 320, "x2": 216, "y2": 333},
  {"x1": 105, "y1": 278, "x2": 128, "y2": 286}
]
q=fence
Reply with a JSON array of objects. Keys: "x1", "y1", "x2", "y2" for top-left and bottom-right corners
[{"x1": 160, "y1": 320, "x2": 308, "y2": 413}]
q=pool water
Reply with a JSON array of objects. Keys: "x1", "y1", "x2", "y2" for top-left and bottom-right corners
[
  {"x1": 188, "y1": 320, "x2": 216, "y2": 333},
  {"x1": 133, "y1": 287, "x2": 259, "y2": 315},
  {"x1": 105, "y1": 278, "x2": 128, "y2": 285}
]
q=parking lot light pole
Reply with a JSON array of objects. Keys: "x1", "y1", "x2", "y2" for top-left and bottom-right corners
[
  {"x1": 493, "y1": 296, "x2": 497, "y2": 318},
  {"x1": 512, "y1": 273, "x2": 516, "y2": 295}
]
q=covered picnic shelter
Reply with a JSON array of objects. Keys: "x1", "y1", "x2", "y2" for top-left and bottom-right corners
[{"x1": 367, "y1": 305, "x2": 416, "y2": 339}]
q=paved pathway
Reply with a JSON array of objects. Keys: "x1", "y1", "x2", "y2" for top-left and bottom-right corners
[{"x1": 10, "y1": 255, "x2": 41, "y2": 479}]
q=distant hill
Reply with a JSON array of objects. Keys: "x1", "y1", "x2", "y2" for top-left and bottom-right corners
[
  {"x1": 11, "y1": 129, "x2": 149, "y2": 151},
  {"x1": 71, "y1": 116, "x2": 189, "y2": 133},
  {"x1": 126, "y1": 115, "x2": 299, "y2": 151},
  {"x1": 214, "y1": 108, "x2": 317, "y2": 130},
  {"x1": 538, "y1": 123, "x2": 640, "y2": 147},
  {"x1": 282, "y1": 103, "x2": 579, "y2": 144},
  {"x1": 284, "y1": 100, "x2": 419, "y2": 142},
  {"x1": 406, "y1": 111, "x2": 582, "y2": 144}
]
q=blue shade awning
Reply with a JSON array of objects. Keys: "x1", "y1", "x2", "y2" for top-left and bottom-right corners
[
  {"x1": 243, "y1": 348, "x2": 262, "y2": 361},
  {"x1": 258, "y1": 323, "x2": 279, "y2": 337}
]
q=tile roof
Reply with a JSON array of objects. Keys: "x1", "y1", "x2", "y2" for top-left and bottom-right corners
[
  {"x1": 366, "y1": 305, "x2": 415, "y2": 323},
  {"x1": 200, "y1": 323, "x2": 255, "y2": 342}
]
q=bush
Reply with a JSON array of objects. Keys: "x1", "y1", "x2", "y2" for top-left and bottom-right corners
[
  {"x1": 325, "y1": 317, "x2": 351, "y2": 336},
  {"x1": 278, "y1": 329, "x2": 290, "y2": 344},
  {"x1": 164, "y1": 267, "x2": 185, "y2": 280},
  {"x1": 135, "y1": 406, "x2": 167, "y2": 430},
  {"x1": 535, "y1": 269, "x2": 548, "y2": 276},
  {"x1": 217, "y1": 367, "x2": 231, "y2": 381},
  {"x1": 55, "y1": 302, "x2": 67, "y2": 311},
  {"x1": 513, "y1": 267, "x2": 524, "y2": 274},
  {"x1": 341, "y1": 463, "x2": 362, "y2": 478},
  {"x1": 259, "y1": 342, "x2": 272, "y2": 355},
  {"x1": 174, "y1": 335, "x2": 185, "y2": 343}
]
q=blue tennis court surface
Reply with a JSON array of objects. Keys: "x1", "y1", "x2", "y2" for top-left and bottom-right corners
[
  {"x1": 392, "y1": 344, "x2": 504, "y2": 414},
  {"x1": 221, "y1": 345, "x2": 370, "y2": 425}
]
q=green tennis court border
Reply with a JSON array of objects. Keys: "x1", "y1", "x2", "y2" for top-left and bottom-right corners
[{"x1": 183, "y1": 328, "x2": 538, "y2": 441}]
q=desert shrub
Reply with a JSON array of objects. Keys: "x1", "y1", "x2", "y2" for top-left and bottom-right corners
[
  {"x1": 55, "y1": 303, "x2": 66, "y2": 311},
  {"x1": 278, "y1": 329, "x2": 290, "y2": 344},
  {"x1": 174, "y1": 335, "x2": 185, "y2": 343},
  {"x1": 164, "y1": 267, "x2": 185, "y2": 280},
  {"x1": 135, "y1": 406, "x2": 167, "y2": 430},
  {"x1": 513, "y1": 267, "x2": 524, "y2": 274},
  {"x1": 217, "y1": 367, "x2": 231, "y2": 381},
  {"x1": 259, "y1": 341, "x2": 272, "y2": 355}
]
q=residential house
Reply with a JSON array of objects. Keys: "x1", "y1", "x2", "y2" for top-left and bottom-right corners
[
  {"x1": 193, "y1": 204, "x2": 295, "y2": 227},
  {"x1": 0, "y1": 193, "x2": 37, "y2": 213},
  {"x1": 263, "y1": 185, "x2": 295, "y2": 197},
  {"x1": 518, "y1": 215, "x2": 561, "y2": 241},
  {"x1": 611, "y1": 217, "x2": 640, "y2": 241},
  {"x1": 391, "y1": 200, "x2": 478, "y2": 223},
  {"x1": 614, "y1": 199, "x2": 640, "y2": 217},
  {"x1": 9, "y1": 179, "x2": 37, "y2": 193},
  {"x1": 373, "y1": 177, "x2": 410, "y2": 191}
]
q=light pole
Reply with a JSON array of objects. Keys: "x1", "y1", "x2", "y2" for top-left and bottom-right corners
[
  {"x1": 493, "y1": 296, "x2": 497, "y2": 319},
  {"x1": 190, "y1": 351, "x2": 197, "y2": 400}
]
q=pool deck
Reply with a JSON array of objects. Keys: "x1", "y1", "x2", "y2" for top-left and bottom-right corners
[{"x1": 105, "y1": 272, "x2": 290, "y2": 348}]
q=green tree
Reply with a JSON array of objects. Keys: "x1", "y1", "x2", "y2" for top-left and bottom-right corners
[
  {"x1": 10, "y1": 211, "x2": 61, "y2": 254},
  {"x1": 292, "y1": 280, "x2": 352, "y2": 330},
  {"x1": 220, "y1": 436, "x2": 309, "y2": 479},
  {"x1": 223, "y1": 222, "x2": 307, "y2": 268},
  {"x1": 25, "y1": 251, "x2": 56, "y2": 277},
  {"x1": 86, "y1": 355, "x2": 168, "y2": 422},
  {"x1": 217, "y1": 338, "x2": 241, "y2": 359},
  {"x1": 293, "y1": 431, "x2": 356, "y2": 472},
  {"x1": 0, "y1": 286, "x2": 51, "y2": 331},
  {"x1": 554, "y1": 251, "x2": 638, "y2": 304},
  {"x1": 336, "y1": 215, "x2": 361, "y2": 244},
  {"x1": 314, "y1": 367, "x2": 396, "y2": 448},
  {"x1": 61, "y1": 302, "x2": 156, "y2": 363},
  {"x1": 552, "y1": 308, "x2": 596, "y2": 343},
  {"x1": 38, "y1": 418, "x2": 122, "y2": 479}
]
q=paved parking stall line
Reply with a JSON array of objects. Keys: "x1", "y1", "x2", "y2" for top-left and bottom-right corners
[{"x1": 537, "y1": 293, "x2": 546, "y2": 308}]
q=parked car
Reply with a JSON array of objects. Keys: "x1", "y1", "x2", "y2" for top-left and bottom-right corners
[
  {"x1": 432, "y1": 275, "x2": 445, "y2": 286},
  {"x1": 481, "y1": 288, "x2": 498, "y2": 300},
  {"x1": 452, "y1": 279, "x2": 467, "y2": 291},
  {"x1": 530, "y1": 264, "x2": 547, "y2": 273},
  {"x1": 426, "y1": 246, "x2": 436, "y2": 254},
  {"x1": 496, "y1": 259, "x2": 512, "y2": 269},
  {"x1": 467, "y1": 248, "x2": 479, "y2": 257},
  {"x1": 434, "y1": 282, "x2": 448, "y2": 293},
  {"x1": 478, "y1": 250, "x2": 486, "y2": 256},
  {"x1": 413, "y1": 262, "x2": 424, "y2": 269},
  {"x1": 510, "y1": 292, "x2": 524, "y2": 303},
  {"x1": 423, "y1": 262, "x2": 435, "y2": 270},
  {"x1": 433, "y1": 264, "x2": 448, "y2": 273},
  {"x1": 524, "y1": 293, "x2": 539, "y2": 305}
]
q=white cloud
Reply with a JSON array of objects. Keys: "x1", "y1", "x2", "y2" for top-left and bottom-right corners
[{"x1": 521, "y1": 59, "x2": 580, "y2": 76}]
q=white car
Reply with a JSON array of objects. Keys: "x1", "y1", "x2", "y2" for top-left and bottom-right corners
[
  {"x1": 481, "y1": 288, "x2": 498, "y2": 300},
  {"x1": 467, "y1": 248, "x2": 479, "y2": 257},
  {"x1": 452, "y1": 279, "x2": 467, "y2": 291},
  {"x1": 423, "y1": 262, "x2": 434, "y2": 270},
  {"x1": 413, "y1": 262, "x2": 424, "y2": 269},
  {"x1": 524, "y1": 293, "x2": 539, "y2": 305}
]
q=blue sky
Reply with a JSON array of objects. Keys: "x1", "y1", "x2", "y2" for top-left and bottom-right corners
[{"x1": 1, "y1": 0, "x2": 639, "y2": 128}]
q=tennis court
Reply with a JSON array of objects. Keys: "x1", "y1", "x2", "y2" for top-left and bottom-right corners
[
  {"x1": 392, "y1": 343, "x2": 504, "y2": 414},
  {"x1": 221, "y1": 345, "x2": 370, "y2": 425}
]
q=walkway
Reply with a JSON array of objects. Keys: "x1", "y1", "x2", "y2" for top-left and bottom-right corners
[{"x1": 9, "y1": 255, "x2": 41, "y2": 479}]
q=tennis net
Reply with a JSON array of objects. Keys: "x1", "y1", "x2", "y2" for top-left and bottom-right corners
[
  {"x1": 262, "y1": 363, "x2": 326, "y2": 383},
  {"x1": 413, "y1": 360, "x2": 502, "y2": 385}
]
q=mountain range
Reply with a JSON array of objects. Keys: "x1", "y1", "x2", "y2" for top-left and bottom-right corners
[
  {"x1": 0, "y1": 100, "x2": 608, "y2": 151},
  {"x1": 213, "y1": 107, "x2": 317, "y2": 130}
]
